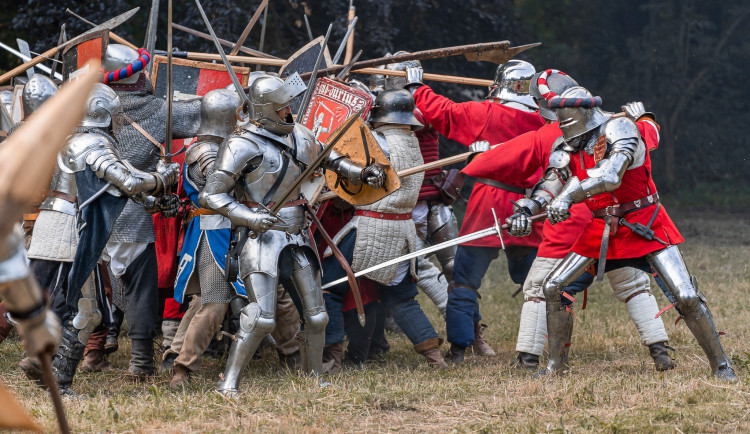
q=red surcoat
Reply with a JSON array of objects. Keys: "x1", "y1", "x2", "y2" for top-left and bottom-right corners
[
  {"x1": 413, "y1": 85, "x2": 545, "y2": 248},
  {"x1": 414, "y1": 110, "x2": 442, "y2": 202}
]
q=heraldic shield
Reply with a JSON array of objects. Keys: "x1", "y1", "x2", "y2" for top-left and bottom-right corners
[{"x1": 324, "y1": 117, "x2": 400, "y2": 206}]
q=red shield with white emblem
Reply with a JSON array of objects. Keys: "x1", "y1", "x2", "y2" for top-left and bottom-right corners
[{"x1": 299, "y1": 77, "x2": 372, "y2": 142}]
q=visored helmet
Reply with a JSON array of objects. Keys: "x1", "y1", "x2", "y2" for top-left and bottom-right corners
[
  {"x1": 248, "y1": 72, "x2": 306, "y2": 135},
  {"x1": 530, "y1": 69, "x2": 578, "y2": 121},
  {"x1": 486, "y1": 60, "x2": 537, "y2": 109},
  {"x1": 369, "y1": 89, "x2": 422, "y2": 130},
  {"x1": 21, "y1": 74, "x2": 58, "y2": 118},
  {"x1": 104, "y1": 44, "x2": 147, "y2": 85},
  {"x1": 82, "y1": 83, "x2": 122, "y2": 128},
  {"x1": 197, "y1": 88, "x2": 241, "y2": 139}
]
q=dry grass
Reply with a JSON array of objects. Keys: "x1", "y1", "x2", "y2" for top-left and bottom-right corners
[{"x1": 3, "y1": 208, "x2": 750, "y2": 432}]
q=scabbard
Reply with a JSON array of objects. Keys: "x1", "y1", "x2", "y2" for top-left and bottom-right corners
[
  {"x1": 304, "y1": 203, "x2": 365, "y2": 327},
  {"x1": 596, "y1": 215, "x2": 611, "y2": 282}
]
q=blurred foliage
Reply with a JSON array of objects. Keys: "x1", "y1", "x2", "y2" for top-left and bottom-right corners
[{"x1": 1, "y1": 0, "x2": 748, "y2": 201}]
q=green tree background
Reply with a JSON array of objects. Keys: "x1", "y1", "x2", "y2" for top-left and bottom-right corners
[{"x1": 2, "y1": 0, "x2": 748, "y2": 203}]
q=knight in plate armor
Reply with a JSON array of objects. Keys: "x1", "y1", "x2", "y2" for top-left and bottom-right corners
[
  {"x1": 506, "y1": 82, "x2": 736, "y2": 381},
  {"x1": 199, "y1": 73, "x2": 385, "y2": 396},
  {"x1": 321, "y1": 89, "x2": 449, "y2": 370},
  {"x1": 104, "y1": 43, "x2": 201, "y2": 377},
  {"x1": 20, "y1": 83, "x2": 180, "y2": 396}
]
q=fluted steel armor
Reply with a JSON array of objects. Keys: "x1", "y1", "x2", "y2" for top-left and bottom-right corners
[{"x1": 21, "y1": 74, "x2": 57, "y2": 118}]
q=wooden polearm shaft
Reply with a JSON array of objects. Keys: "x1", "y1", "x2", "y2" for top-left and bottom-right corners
[
  {"x1": 314, "y1": 151, "x2": 473, "y2": 204},
  {"x1": 300, "y1": 40, "x2": 511, "y2": 80},
  {"x1": 169, "y1": 52, "x2": 492, "y2": 86}
]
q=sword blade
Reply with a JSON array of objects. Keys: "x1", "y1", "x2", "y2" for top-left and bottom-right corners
[
  {"x1": 144, "y1": 0, "x2": 160, "y2": 63},
  {"x1": 16, "y1": 39, "x2": 35, "y2": 78},
  {"x1": 331, "y1": 16, "x2": 357, "y2": 66},
  {"x1": 194, "y1": 0, "x2": 250, "y2": 105},
  {"x1": 321, "y1": 226, "x2": 500, "y2": 290}
]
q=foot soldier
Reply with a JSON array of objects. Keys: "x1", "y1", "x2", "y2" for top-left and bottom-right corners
[
  {"x1": 405, "y1": 61, "x2": 545, "y2": 362},
  {"x1": 22, "y1": 83, "x2": 180, "y2": 395},
  {"x1": 199, "y1": 73, "x2": 385, "y2": 396},
  {"x1": 322, "y1": 89, "x2": 448, "y2": 370},
  {"x1": 465, "y1": 70, "x2": 674, "y2": 372},
  {"x1": 505, "y1": 80, "x2": 736, "y2": 381},
  {"x1": 104, "y1": 44, "x2": 201, "y2": 377}
]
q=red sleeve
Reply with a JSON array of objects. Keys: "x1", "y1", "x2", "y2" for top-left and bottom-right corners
[
  {"x1": 413, "y1": 85, "x2": 490, "y2": 146},
  {"x1": 636, "y1": 118, "x2": 660, "y2": 151},
  {"x1": 461, "y1": 123, "x2": 561, "y2": 184}
]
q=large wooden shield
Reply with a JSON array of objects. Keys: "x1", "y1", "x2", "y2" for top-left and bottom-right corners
[
  {"x1": 324, "y1": 117, "x2": 399, "y2": 206},
  {"x1": 300, "y1": 77, "x2": 372, "y2": 142},
  {"x1": 279, "y1": 36, "x2": 332, "y2": 115},
  {"x1": 62, "y1": 29, "x2": 109, "y2": 82},
  {"x1": 151, "y1": 56, "x2": 250, "y2": 99}
]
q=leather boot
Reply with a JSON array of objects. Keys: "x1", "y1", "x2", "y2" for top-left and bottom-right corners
[
  {"x1": 415, "y1": 337, "x2": 448, "y2": 369},
  {"x1": 19, "y1": 356, "x2": 44, "y2": 387},
  {"x1": 322, "y1": 343, "x2": 343, "y2": 375},
  {"x1": 471, "y1": 323, "x2": 496, "y2": 356},
  {"x1": 445, "y1": 343, "x2": 466, "y2": 364},
  {"x1": 169, "y1": 364, "x2": 191, "y2": 389},
  {"x1": 80, "y1": 349, "x2": 113, "y2": 372},
  {"x1": 160, "y1": 352, "x2": 177, "y2": 373},
  {"x1": 647, "y1": 342, "x2": 676, "y2": 371},
  {"x1": 127, "y1": 339, "x2": 155, "y2": 378},
  {"x1": 512, "y1": 352, "x2": 540, "y2": 371}
]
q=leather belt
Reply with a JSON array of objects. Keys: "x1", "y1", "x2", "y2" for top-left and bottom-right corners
[
  {"x1": 354, "y1": 210, "x2": 412, "y2": 220},
  {"x1": 591, "y1": 192, "x2": 659, "y2": 281},
  {"x1": 476, "y1": 178, "x2": 526, "y2": 195},
  {"x1": 23, "y1": 213, "x2": 39, "y2": 221},
  {"x1": 48, "y1": 190, "x2": 77, "y2": 204},
  {"x1": 242, "y1": 199, "x2": 308, "y2": 209},
  {"x1": 187, "y1": 208, "x2": 216, "y2": 222}
]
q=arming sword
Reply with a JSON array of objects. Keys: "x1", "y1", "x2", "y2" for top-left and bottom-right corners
[{"x1": 322, "y1": 211, "x2": 548, "y2": 290}]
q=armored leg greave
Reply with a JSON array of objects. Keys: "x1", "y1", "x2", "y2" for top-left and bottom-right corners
[
  {"x1": 53, "y1": 321, "x2": 86, "y2": 393},
  {"x1": 289, "y1": 248, "x2": 327, "y2": 377},
  {"x1": 537, "y1": 253, "x2": 593, "y2": 376},
  {"x1": 647, "y1": 246, "x2": 735, "y2": 380},
  {"x1": 217, "y1": 273, "x2": 278, "y2": 395}
]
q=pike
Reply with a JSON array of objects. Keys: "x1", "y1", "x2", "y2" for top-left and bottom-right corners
[
  {"x1": 15, "y1": 39, "x2": 35, "y2": 78},
  {"x1": 172, "y1": 23, "x2": 278, "y2": 59},
  {"x1": 256, "y1": 2, "x2": 269, "y2": 71},
  {"x1": 49, "y1": 24, "x2": 67, "y2": 79},
  {"x1": 322, "y1": 212, "x2": 548, "y2": 290},
  {"x1": 300, "y1": 40, "x2": 540, "y2": 80},
  {"x1": 163, "y1": 52, "x2": 494, "y2": 87},
  {"x1": 343, "y1": 0, "x2": 356, "y2": 64},
  {"x1": 65, "y1": 8, "x2": 139, "y2": 50},
  {"x1": 229, "y1": 0, "x2": 270, "y2": 56},
  {"x1": 165, "y1": 0, "x2": 174, "y2": 163},
  {"x1": 0, "y1": 42, "x2": 63, "y2": 80},
  {"x1": 0, "y1": 8, "x2": 140, "y2": 84},
  {"x1": 295, "y1": 23, "x2": 333, "y2": 118},
  {"x1": 303, "y1": 14, "x2": 314, "y2": 41}
]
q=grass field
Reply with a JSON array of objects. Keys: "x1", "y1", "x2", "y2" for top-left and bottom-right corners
[{"x1": 2, "y1": 208, "x2": 750, "y2": 432}]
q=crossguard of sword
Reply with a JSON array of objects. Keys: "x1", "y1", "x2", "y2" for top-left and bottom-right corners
[{"x1": 491, "y1": 208, "x2": 506, "y2": 250}]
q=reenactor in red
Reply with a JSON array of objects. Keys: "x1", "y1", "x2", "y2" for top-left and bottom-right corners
[
  {"x1": 403, "y1": 61, "x2": 545, "y2": 362},
  {"x1": 503, "y1": 75, "x2": 736, "y2": 381}
]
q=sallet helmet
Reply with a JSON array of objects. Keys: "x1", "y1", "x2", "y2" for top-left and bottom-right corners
[
  {"x1": 530, "y1": 70, "x2": 578, "y2": 121},
  {"x1": 103, "y1": 44, "x2": 143, "y2": 84},
  {"x1": 21, "y1": 74, "x2": 58, "y2": 118},
  {"x1": 554, "y1": 86, "x2": 608, "y2": 141},
  {"x1": 369, "y1": 89, "x2": 423, "y2": 130},
  {"x1": 82, "y1": 83, "x2": 122, "y2": 128},
  {"x1": 248, "y1": 72, "x2": 306, "y2": 136},
  {"x1": 197, "y1": 88, "x2": 241, "y2": 139},
  {"x1": 486, "y1": 60, "x2": 537, "y2": 109}
]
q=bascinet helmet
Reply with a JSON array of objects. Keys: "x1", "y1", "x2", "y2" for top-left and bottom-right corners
[
  {"x1": 104, "y1": 44, "x2": 143, "y2": 84},
  {"x1": 385, "y1": 51, "x2": 421, "y2": 90},
  {"x1": 197, "y1": 88, "x2": 241, "y2": 139},
  {"x1": 82, "y1": 83, "x2": 122, "y2": 128},
  {"x1": 553, "y1": 86, "x2": 608, "y2": 141},
  {"x1": 369, "y1": 89, "x2": 423, "y2": 130},
  {"x1": 248, "y1": 72, "x2": 306, "y2": 135},
  {"x1": 486, "y1": 60, "x2": 537, "y2": 109},
  {"x1": 21, "y1": 74, "x2": 58, "y2": 118},
  {"x1": 530, "y1": 70, "x2": 578, "y2": 121}
]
